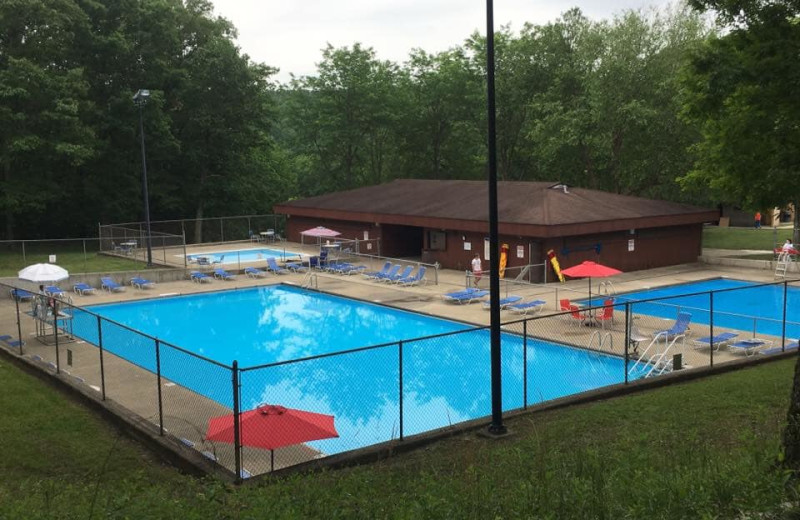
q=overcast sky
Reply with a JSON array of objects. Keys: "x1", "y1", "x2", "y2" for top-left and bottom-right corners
[{"x1": 212, "y1": 1, "x2": 677, "y2": 83}]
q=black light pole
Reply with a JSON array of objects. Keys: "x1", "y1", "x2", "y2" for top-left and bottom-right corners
[
  {"x1": 133, "y1": 89, "x2": 153, "y2": 267},
  {"x1": 485, "y1": 0, "x2": 506, "y2": 435}
]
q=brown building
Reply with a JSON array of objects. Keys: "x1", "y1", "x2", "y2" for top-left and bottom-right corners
[{"x1": 274, "y1": 180, "x2": 719, "y2": 281}]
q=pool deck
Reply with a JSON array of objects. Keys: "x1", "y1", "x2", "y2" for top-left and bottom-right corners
[{"x1": 1, "y1": 246, "x2": 797, "y2": 477}]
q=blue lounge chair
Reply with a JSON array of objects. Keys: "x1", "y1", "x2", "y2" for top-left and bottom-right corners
[
  {"x1": 371, "y1": 264, "x2": 401, "y2": 281},
  {"x1": 506, "y1": 299, "x2": 547, "y2": 315},
  {"x1": 266, "y1": 257, "x2": 288, "y2": 274},
  {"x1": 386, "y1": 265, "x2": 414, "y2": 283},
  {"x1": 10, "y1": 288, "x2": 34, "y2": 301},
  {"x1": 285, "y1": 262, "x2": 308, "y2": 272},
  {"x1": 441, "y1": 287, "x2": 481, "y2": 300},
  {"x1": 336, "y1": 264, "x2": 367, "y2": 275},
  {"x1": 0, "y1": 334, "x2": 23, "y2": 348},
  {"x1": 363, "y1": 261, "x2": 392, "y2": 279},
  {"x1": 213, "y1": 268, "x2": 236, "y2": 280},
  {"x1": 397, "y1": 266, "x2": 427, "y2": 286},
  {"x1": 72, "y1": 282, "x2": 98, "y2": 295},
  {"x1": 211, "y1": 255, "x2": 225, "y2": 266},
  {"x1": 190, "y1": 271, "x2": 212, "y2": 283},
  {"x1": 101, "y1": 277, "x2": 125, "y2": 292},
  {"x1": 244, "y1": 267, "x2": 269, "y2": 278},
  {"x1": 728, "y1": 337, "x2": 772, "y2": 356},
  {"x1": 443, "y1": 289, "x2": 489, "y2": 304},
  {"x1": 759, "y1": 341, "x2": 800, "y2": 355},
  {"x1": 652, "y1": 312, "x2": 692, "y2": 340},
  {"x1": 482, "y1": 295, "x2": 522, "y2": 310},
  {"x1": 44, "y1": 285, "x2": 66, "y2": 297},
  {"x1": 130, "y1": 277, "x2": 155, "y2": 289},
  {"x1": 309, "y1": 250, "x2": 329, "y2": 270},
  {"x1": 691, "y1": 332, "x2": 738, "y2": 351},
  {"x1": 194, "y1": 256, "x2": 211, "y2": 266}
]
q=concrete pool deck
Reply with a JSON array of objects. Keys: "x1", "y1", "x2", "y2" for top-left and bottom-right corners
[{"x1": 1, "y1": 247, "x2": 797, "y2": 477}]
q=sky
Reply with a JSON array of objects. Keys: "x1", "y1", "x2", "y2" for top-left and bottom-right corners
[{"x1": 212, "y1": 0, "x2": 677, "y2": 83}]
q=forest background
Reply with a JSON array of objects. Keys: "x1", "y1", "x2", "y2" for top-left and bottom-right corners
[{"x1": 1, "y1": 0, "x2": 796, "y2": 241}]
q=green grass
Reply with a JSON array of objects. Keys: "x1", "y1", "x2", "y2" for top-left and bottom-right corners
[
  {"x1": 0, "y1": 250, "x2": 150, "y2": 278},
  {"x1": 1, "y1": 357, "x2": 799, "y2": 519},
  {"x1": 703, "y1": 225, "x2": 794, "y2": 250}
]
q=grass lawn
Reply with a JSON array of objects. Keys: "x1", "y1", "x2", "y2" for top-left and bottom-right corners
[
  {"x1": 1, "y1": 356, "x2": 799, "y2": 519},
  {"x1": 0, "y1": 249, "x2": 149, "y2": 278},
  {"x1": 703, "y1": 225, "x2": 794, "y2": 250}
]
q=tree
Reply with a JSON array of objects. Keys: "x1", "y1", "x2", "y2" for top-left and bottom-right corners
[
  {"x1": 680, "y1": 0, "x2": 800, "y2": 242},
  {"x1": 0, "y1": 0, "x2": 96, "y2": 238},
  {"x1": 284, "y1": 44, "x2": 403, "y2": 195},
  {"x1": 682, "y1": 0, "x2": 800, "y2": 473}
]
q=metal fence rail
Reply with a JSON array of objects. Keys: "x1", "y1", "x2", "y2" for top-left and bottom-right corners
[{"x1": 0, "y1": 278, "x2": 797, "y2": 480}]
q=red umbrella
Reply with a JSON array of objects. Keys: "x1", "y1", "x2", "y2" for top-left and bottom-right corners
[
  {"x1": 561, "y1": 261, "x2": 622, "y2": 305},
  {"x1": 206, "y1": 404, "x2": 338, "y2": 471}
]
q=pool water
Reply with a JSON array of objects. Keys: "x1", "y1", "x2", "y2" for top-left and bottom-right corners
[
  {"x1": 71, "y1": 285, "x2": 642, "y2": 454},
  {"x1": 185, "y1": 247, "x2": 303, "y2": 265},
  {"x1": 611, "y1": 278, "x2": 800, "y2": 338}
]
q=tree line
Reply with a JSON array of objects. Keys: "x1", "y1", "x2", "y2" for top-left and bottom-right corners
[{"x1": 0, "y1": 0, "x2": 796, "y2": 241}]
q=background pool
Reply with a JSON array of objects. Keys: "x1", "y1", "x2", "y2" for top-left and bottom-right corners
[
  {"x1": 70, "y1": 286, "x2": 642, "y2": 454},
  {"x1": 610, "y1": 278, "x2": 800, "y2": 338},
  {"x1": 186, "y1": 247, "x2": 303, "y2": 264}
]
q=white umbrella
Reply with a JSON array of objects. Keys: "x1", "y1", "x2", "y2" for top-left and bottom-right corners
[{"x1": 18, "y1": 263, "x2": 69, "y2": 283}]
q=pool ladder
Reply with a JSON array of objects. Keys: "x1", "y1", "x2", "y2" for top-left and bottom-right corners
[
  {"x1": 301, "y1": 270, "x2": 318, "y2": 290},
  {"x1": 587, "y1": 330, "x2": 613, "y2": 352},
  {"x1": 629, "y1": 333, "x2": 684, "y2": 378}
]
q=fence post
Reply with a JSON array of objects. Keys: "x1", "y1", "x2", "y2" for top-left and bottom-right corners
[
  {"x1": 97, "y1": 316, "x2": 106, "y2": 400},
  {"x1": 782, "y1": 281, "x2": 788, "y2": 352},
  {"x1": 709, "y1": 292, "x2": 714, "y2": 368},
  {"x1": 155, "y1": 340, "x2": 164, "y2": 435},
  {"x1": 22, "y1": 241, "x2": 26, "y2": 265},
  {"x1": 53, "y1": 299, "x2": 60, "y2": 374},
  {"x1": 624, "y1": 302, "x2": 630, "y2": 384},
  {"x1": 14, "y1": 296, "x2": 23, "y2": 355},
  {"x1": 523, "y1": 320, "x2": 528, "y2": 408},
  {"x1": 220, "y1": 219, "x2": 224, "y2": 243},
  {"x1": 398, "y1": 340, "x2": 404, "y2": 441},
  {"x1": 232, "y1": 361, "x2": 242, "y2": 480},
  {"x1": 182, "y1": 229, "x2": 188, "y2": 269}
]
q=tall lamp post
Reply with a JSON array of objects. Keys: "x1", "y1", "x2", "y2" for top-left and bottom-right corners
[
  {"x1": 485, "y1": 0, "x2": 506, "y2": 435},
  {"x1": 133, "y1": 89, "x2": 153, "y2": 267}
]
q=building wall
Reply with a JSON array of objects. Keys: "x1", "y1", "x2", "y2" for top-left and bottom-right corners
[{"x1": 285, "y1": 215, "x2": 703, "y2": 274}]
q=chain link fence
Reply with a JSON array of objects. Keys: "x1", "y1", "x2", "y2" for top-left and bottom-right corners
[
  {"x1": 0, "y1": 278, "x2": 796, "y2": 480},
  {"x1": 100, "y1": 214, "x2": 285, "y2": 247}
]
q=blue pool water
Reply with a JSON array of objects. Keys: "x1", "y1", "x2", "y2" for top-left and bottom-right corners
[
  {"x1": 610, "y1": 278, "x2": 800, "y2": 338},
  {"x1": 71, "y1": 286, "x2": 641, "y2": 454},
  {"x1": 185, "y1": 247, "x2": 303, "y2": 265}
]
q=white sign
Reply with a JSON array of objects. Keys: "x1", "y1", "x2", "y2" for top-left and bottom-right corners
[
  {"x1": 484, "y1": 238, "x2": 490, "y2": 260},
  {"x1": 363, "y1": 231, "x2": 369, "y2": 240},
  {"x1": 464, "y1": 242, "x2": 472, "y2": 251},
  {"x1": 517, "y1": 245, "x2": 524, "y2": 258},
  {"x1": 367, "y1": 243, "x2": 373, "y2": 250},
  {"x1": 49, "y1": 255, "x2": 56, "y2": 263},
  {"x1": 628, "y1": 239, "x2": 635, "y2": 252}
]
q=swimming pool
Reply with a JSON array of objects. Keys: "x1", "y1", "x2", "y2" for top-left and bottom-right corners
[
  {"x1": 71, "y1": 286, "x2": 643, "y2": 454},
  {"x1": 612, "y1": 278, "x2": 800, "y2": 338},
  {"x1": 184, "y1": 247, "x2": 304, "y2": 265}
]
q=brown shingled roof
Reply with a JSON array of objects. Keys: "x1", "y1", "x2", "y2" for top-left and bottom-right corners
[{"x1": 274, "y1": 180, "x2": 718, "y2": 237}]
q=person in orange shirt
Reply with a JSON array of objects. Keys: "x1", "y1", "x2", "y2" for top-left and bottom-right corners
[{"x1": 754, "y1": 211, "x2": 762, "y2": 229}]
